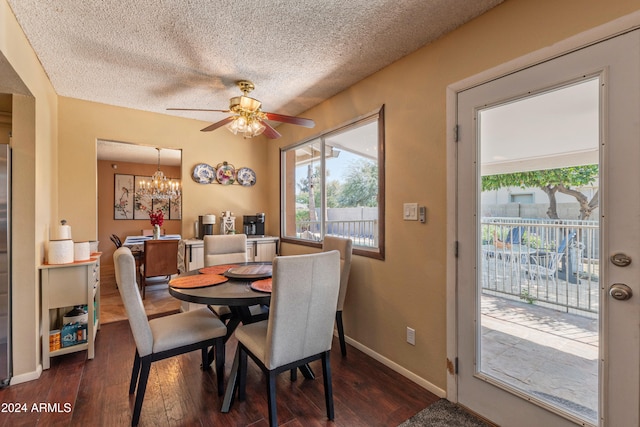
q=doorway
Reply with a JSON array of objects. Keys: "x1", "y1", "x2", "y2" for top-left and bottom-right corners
[
  {"x1": 454, "y1": 29, "x2": 640, "y2": 426},
  {"x1": 97, "y1": 140, "x2": 183, "y2": 323}
]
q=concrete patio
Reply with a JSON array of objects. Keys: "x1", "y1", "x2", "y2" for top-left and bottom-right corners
[{"x1": 480, "y1": 294, "x2": 599, "y2": 424}]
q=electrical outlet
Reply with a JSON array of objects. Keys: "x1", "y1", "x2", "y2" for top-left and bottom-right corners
[{"x1": 406, "y1": 327, "x2": 416, "y2": 345}]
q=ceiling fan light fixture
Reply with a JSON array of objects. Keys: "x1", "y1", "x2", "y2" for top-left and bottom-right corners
[
  {"x1": 170, "y1": 79, "x2": 314, "y2": 139},
  {"x1": 227, "y1": 112, "x2": 266, "y2": 138},
  {"x1": 248, "y1": 118, "x2": 266, "y2": 135}
]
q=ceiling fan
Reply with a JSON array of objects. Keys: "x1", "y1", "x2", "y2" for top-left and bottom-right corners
[{"x1": 168, "y1": 80, "x2": 315, "y2": 139}]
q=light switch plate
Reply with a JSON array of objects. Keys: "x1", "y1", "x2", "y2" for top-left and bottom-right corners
[{"x1": 403, "y1": 203, "x2": 418, "y2": 220}]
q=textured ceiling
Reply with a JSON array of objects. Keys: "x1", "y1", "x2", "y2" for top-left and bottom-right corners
[
  {"x1": 7, "y1": 0, "x2": 502, "y2": 119},
  {"x1": 6, "y1": 0, "x2": 502, "y2": 161}
]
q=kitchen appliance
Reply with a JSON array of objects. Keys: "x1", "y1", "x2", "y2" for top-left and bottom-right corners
[
  {"x1": 197, "y1": 214, "x2": 216, "y2": 239},
  {"x1": 243, "y1": 213, "x2": 265, "y2": 236},
  {"x1": 0, "y1": 144, "x2": 10, "y2": 387}
]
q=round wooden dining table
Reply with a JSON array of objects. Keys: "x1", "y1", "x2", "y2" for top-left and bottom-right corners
[{"x1": 168, "y1": 262, "x2": 273, "y2": 341}]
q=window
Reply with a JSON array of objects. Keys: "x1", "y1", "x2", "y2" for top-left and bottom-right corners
[
  {"x1": 510, "y1": 193, "x2": 534, "y2": 204},
  {"x1": 280, "y1": 107, "x2": 385, "y2": 259}
]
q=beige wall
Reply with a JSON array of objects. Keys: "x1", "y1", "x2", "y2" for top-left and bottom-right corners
[
  {"x1": 266, "y1": 0, "x2": 640, "y2": 392},
  {"x1": 97, "y1": 160, "x2": 182, "y2": 266},
  {"x1": 58, "y1": 96, "x2": 272, "y2": 245},
  {"x1": 3, "y1": 0, "x2": 639, "y2": 391},
  {"x1": 1, "y1": 0, "x2": 58, "y2": 380}
]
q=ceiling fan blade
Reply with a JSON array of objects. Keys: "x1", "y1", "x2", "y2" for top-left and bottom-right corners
[
  {"x1": 264, "y1": 112, "x2": 315, "y2": 128},
  {"x1": 261, "y1": 121, "x2": 282, "y2": 139},
  {"x1": 167, "y1": 108, "x2": 230, "y2": 113},
  {"x1": 200, "y1": 116, "x2": 234, "y2": 132}
]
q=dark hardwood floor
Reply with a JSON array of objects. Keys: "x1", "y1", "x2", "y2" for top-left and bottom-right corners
[{"x1": 1, "y1": 267, "x2": 439, "y2": 426}]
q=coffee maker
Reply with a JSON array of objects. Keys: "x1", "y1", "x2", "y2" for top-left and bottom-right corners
[{"x1": 243, "y1": 213, "x2": 265, "y2": 236}]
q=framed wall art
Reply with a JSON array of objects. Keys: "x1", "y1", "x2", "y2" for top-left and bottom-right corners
[
  {"x1": 114, "y1": 174, "x2": 134, "y2": 219},
  {"x1": 134, "y1": 175, "x2": 153, "y2": 219}
]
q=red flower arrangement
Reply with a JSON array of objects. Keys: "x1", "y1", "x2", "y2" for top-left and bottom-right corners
[{"x1": 149, "y1": 209, "x2": 164, "y2": 227}]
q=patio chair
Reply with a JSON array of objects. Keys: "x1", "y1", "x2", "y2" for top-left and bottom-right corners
[
  {"x1": 484, "y1": 226, "x2": 528, "y2": 262},
  {"x1": 505, "y1": 226, "x2": 525, "y2": 245},
  {"x1": 524, "y1": 230, "x2": 576, "y2": 280}
]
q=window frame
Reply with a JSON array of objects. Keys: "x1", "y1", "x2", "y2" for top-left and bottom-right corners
[{"x1": 279, "y1": 106, "x2": 385, "y2": 260}]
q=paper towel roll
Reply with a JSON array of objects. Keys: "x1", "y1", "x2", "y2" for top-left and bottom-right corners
[
  {"x1": 203, "y1": 214, "x2": 216, "y2": 224},
  {"x1": 48, "y1": 240, "x2": 74, "y2": 264},
  {"x1": 52, "y1": 224, "x2": 72, "y2": 240},
  {"x1": 74, "y1": 242, "x2": 91, "y2": 261}
]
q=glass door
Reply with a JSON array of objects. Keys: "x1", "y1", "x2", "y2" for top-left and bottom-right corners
[{"x1": 456, "y1": 30, "x2": 640, "y2": 426}]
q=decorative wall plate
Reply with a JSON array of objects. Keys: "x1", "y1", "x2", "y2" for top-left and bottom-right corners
[
  {"x1": 216, "y1": 162, "x2": 236, "y2": 185},
  {"x1": 192, "y1": 163, "x2": 216, "y2": 184},
  {"x1": 236, "y1": 167, "x2": 256, "y2": 186}
]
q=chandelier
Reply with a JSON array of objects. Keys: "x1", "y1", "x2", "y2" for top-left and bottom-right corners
[{"x1": 138, "y1": 148, "x2": 181, "y2": 200}]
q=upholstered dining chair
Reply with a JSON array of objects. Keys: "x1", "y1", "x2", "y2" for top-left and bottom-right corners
[
  {"x1": 323, "y1": 236, "x2": 353, "y2": 356},
  {"x1": 233, "y1": 251, "x2": 341, "y2": 427},
  {"x1": 113, "y1": 247, "x2": 227, "y2": 427},
  {"x1": 203, "y1": 234, "x2": 248, "y2": 320},
  {"x1": 110, "y1": 234, "x2": 122, "y2": 248},
  {"x1": 140, "y1": 239, "x2": 179, "y2": 299}
]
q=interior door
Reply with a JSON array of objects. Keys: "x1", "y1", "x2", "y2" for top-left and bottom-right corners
[{"x1": 456, "y1": 30, "x2": 640, "y2": 426}]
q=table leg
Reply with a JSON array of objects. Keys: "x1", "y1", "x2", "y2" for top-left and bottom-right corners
[{"x1": 221, "y1": 346, "x2": 240, "y2": 413}]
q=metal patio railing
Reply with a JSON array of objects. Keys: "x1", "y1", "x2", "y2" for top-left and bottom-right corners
[
  {"x1": 480, "y1": 217, "x2": 600, "y2": 316},
  {"x1": 296, "y1": 219, "x2": 378, "y2": 247}
]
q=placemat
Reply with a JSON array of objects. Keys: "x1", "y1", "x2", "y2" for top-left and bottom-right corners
[
  {"x1": 170, "y1": 274, "x2": 228, "y2": 289},
  {"x1": 250, "y1": 278, "x2": 272, "y2": 293},
  {"x1": 198, "y1": 264, "x2": 240, "y2": 275}
]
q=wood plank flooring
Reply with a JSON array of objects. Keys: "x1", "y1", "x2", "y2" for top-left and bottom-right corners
[{"x1": 0, "y1": 265, "x2": 439, "y2": 426}]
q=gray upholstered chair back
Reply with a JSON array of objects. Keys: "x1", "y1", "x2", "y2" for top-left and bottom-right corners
[
  {"x1": 113, "y1": 247, "x2": 154, "y2": 357},
  {"x1": 265, "y1": 250, "x2": 340, "y2": 369},
  {"x1": 203, "y1": 234, "x2": 248, "y2": 266},
  {"x1": 322, "y1": 236, "x2": 352, "y2": 311}
]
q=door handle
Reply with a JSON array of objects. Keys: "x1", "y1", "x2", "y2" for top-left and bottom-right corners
[{"x1": 609, "y1": 283, "x2": 633, "y2": 301}]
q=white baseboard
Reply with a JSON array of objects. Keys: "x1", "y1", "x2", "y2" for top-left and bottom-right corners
[
  {"x1": 9, "y1": 365, "x2": 42, "y2": 385},
  {"x1": 338, "y1": 332, "x2": 446, "y2": 398}
]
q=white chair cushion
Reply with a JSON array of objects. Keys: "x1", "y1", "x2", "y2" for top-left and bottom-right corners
[
  {"x1": 234, "y1": 320, "x2": 268, "y2": 362},
  {"x1": 149, "y1": 308, "x2": 227, "y2": 354},
  {"x1": 210, "y1": 305, "x2": 231, "y2": 317}
]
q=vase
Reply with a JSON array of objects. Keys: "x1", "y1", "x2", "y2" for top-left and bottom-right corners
[{"x1": 153, "y1": 224, "x2": 161, "y2": 239}]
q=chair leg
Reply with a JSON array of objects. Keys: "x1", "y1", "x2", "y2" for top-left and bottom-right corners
[
  {"x1": 201, "y1": 347, "x2": 210, "y2": 370},
  {"x1": 215, "y1": 338, "x2": 225, "y2": 396},
  {"x1": 290, "y1": 368, "x2": 297, "y2": 381},
  {"x1": 132, "y1": 358, "x2": 152, "y2": 426},
  {"x1": 336, "y1": 310, "x2": 347, "y2": 357},
  {"x1": 129, "y1": 350, "x2": 141, "y2": 394},
  {"x1": 321, "y1": 351, "x2": 335, "y2": 421},
  {"x1": 267, "y1": 370, "x2": 278, "y2": 427}
]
